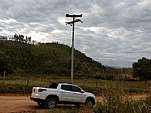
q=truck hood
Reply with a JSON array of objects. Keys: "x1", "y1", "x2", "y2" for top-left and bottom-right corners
[{"x1": 84, "y1": 92, "x2": 95, "y2": 98}]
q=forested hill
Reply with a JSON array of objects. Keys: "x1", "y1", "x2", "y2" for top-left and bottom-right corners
[{"x1": 0, "y1": 40, "x2": 104, "y2": 77}]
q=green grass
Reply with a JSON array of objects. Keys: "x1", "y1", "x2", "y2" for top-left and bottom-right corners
[
  {"x1": 0, "y1": 74, "x2": 150, "y2": 95},
  {"x1": 1, "y1": 74, "x2": 151, "y2": 113}
]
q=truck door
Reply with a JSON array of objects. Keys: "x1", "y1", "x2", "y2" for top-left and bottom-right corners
[{"x1": 60, "y1": 85, "x2": 85, "y2": 103}]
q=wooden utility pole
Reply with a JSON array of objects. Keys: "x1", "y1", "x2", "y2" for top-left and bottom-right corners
[{"x1": 66, "y1": 14, "x2": 82, "y2": 83}]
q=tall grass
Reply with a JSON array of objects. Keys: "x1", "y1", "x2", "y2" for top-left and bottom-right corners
[
  {"x1": 0, "y1": 75, "x2": 150, "y2": 95},
  {"x1": 94, "y1": 89, "x2": 151, "y2": 113}
]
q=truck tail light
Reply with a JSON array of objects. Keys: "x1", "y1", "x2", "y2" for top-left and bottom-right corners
[{"x1": 32, "y1": 88, "x2": 35, "y2": 93}]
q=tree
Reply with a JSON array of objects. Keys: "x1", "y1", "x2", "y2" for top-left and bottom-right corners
[
  {"x1": 0, "y1": 40, "x2": 105, "y2": 77},
  {"x1": 0, "y1": 51, "x2": 13, "y2": 78},
  {"x1": 13, "y1": 34, "x2": 25, "y2": 43},
  {"x1": 133, "y1": 57, "x2": 151, "y2": 82},
  {"x1": 0, "y1": 36, "x2": 7, "y2": 40}
]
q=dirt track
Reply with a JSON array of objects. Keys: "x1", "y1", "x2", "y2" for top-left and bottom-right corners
[
  {"x1": 0, "y1": 94, "x2": 148, "y2": 113},
  {"x1": 0, "y1": 95, "x2": 47, "y2": 113}
]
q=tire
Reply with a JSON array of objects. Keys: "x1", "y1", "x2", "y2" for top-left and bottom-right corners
[
  {"x1": 47, "y1": 98, "x2": 57, "y2": 109},
  {"x1": 85, "y1": 99, "x2": 94, "y2": 108},
  {"x1": 37, "y1": 101, "x2": 45, "y2": 108}
]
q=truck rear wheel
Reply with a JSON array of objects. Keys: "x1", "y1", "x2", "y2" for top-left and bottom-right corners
[
  {"x1": 47, "y1": 98, "x2": 57, "y2": 109},
  {"x1": 37, "y1": 101, "x2": 45, "y2": 108}
]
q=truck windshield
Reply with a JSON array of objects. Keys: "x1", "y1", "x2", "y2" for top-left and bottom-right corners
[{"x1": 49, "y1": 83, "x2": 58, "y2": 89}]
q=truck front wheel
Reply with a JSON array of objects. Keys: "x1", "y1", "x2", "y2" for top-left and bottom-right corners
[{"x1": 85, "y1": 98, "x2": 94, "y2": 108}]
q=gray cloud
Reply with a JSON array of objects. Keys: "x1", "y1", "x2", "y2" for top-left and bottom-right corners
[{"x1": 0, "y1": 0, "x2": 151, "y2": 67}]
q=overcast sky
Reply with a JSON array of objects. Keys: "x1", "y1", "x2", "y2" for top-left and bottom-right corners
[{"x1": 0, "y1": 0, "x2": 151, "y2": 67}]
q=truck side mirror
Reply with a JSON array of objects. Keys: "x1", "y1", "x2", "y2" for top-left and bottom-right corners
[{"x1": 81, "y1": 89, "x2": 85, "y2": 93}]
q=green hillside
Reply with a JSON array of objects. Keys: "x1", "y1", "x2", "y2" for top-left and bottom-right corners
[{"x1": 0, "y1": 40, "x2": 104, "y2": 77}]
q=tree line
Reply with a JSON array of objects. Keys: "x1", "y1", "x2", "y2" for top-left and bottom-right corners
[
  {"x1": 0, "y1": 34, "x2": 37, "y2": 44},
  {"x1": 133, "y1": 57, "x2": 151, "y2": 81},
  {"x1": 0, "y1": 35, "x2": 105, "y2": 78},
  {"x1": 1, "y1": 34, "x2": 150, "y2": 80}
]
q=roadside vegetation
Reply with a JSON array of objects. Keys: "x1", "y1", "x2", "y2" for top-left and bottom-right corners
[
  {"x1": 0, "y1": 74, "x2": 151, "y2": 95},
  {"x1": 94, "y1": 89, "x2": 151, "y2": 113}
]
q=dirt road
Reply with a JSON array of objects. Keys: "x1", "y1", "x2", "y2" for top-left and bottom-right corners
[
  {"x1": 0, "y1": 94, "x2": 148, "y2": 113},
  {"x1": 0, "y1": 95, "x2": 47, "y2": 113}
]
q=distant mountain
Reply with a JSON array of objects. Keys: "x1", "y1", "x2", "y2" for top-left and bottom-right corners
[{"x1": 0, "y1": 40, "x2": 104, "y2": 77}]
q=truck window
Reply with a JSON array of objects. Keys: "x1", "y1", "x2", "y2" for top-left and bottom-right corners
[
  {"x1": 61, "y1": 85, "x2": 81, "y2": 92},
  {"x1": 71, "y1": 85, "x2": 81, "y2": 92},
  {"x1": 61, "y1": 85, "x2": 71, "y2": 91}
]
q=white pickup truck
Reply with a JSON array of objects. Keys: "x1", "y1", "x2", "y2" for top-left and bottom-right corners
[{"x1": 31, "y1": 83, "x2": 96, "y2": 109}]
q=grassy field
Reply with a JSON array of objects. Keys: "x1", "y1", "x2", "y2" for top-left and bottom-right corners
[
  {"x1": 0, "y1": 74, "x2": 151, "y2": 113},
  {"x1": 0, "y1": 74, "x2": 151, "y2": 95}
]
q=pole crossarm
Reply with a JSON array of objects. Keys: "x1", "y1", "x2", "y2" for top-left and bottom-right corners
[
  {"x1": 66, "y1": 14, "x2": 82, "y2": 17},
  {"x1": 66, "y1": 19, "x2": 83, "y2": 25}
]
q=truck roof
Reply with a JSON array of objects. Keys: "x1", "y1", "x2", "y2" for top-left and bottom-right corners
[
  {"x1": 49, "y1": 83, "x2": 80, "y2": 88},
  {"x1": 59, "y1": 83, "x2": 80, "y2": 87}
]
